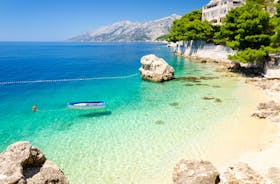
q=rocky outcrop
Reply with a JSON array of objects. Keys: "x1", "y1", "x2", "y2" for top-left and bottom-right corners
[
  {"x1": 173, "y1": 160, "x2": 219, "y2": 184},
  {"x1": 0, "y1": 141, "x2": 68, "y2": 184},
  {"x1": 219, "y1": 163, "x2": 266, "y2": 184},
  {"x1": 139, "y1": 54, "x2": 174, "y2": 82}
]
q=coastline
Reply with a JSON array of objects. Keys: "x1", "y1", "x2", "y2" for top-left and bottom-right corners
[
  {"x1": 0, "y1": 41, "x2": 279, "y2": 183},
  {"x1": 141, "y1": 70, "x2": 279, "y2": 184},
  {"x1": 201, "y1": 76, "x2": 278, "y2": 169},
  {"x1": 236, "y1": 77, "x2": 280, "y2": 174},
  {"x1": 173, "y1": 51, "x2": 280, "y2": 181}
]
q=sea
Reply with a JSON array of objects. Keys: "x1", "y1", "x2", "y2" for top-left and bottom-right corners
[{"x1": 0, "y1": 42, "x2": 252, "y2": 183}]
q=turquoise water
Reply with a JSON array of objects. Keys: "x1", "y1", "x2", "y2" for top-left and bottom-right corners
[{"x1": 0, "y1": 42, "x2": 244, "y2": 183}]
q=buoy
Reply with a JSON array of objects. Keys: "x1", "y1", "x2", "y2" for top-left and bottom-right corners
[{"x1": 32, "y1": 105, "x2": 37, "y2": 112}]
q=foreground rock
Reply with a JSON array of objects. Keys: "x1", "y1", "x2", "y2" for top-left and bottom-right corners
[
  {"x1": 219, "y1": 163, "x2": 266, "y2": 184},
  {"x1": 139, "y1": 54, "x2": 174, "y2": 82},
  {"x1": 0, "y1": 141, "x2": 68, "y2": 184},
  {"x1": 173, "y1": 160, "x2": 219, "y2": 184},
  {"x1": 172, "y1": 160, "x2": 280, "y2": 184}
]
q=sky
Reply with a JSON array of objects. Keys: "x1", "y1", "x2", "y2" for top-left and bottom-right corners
[{"x1": 0, "y1": 0, "x2": 209, "y2": 41}]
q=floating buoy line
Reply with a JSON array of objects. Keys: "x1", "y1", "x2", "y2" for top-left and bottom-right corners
[{"x1": 0, "y1": 73, "x2": 139, "y2": 85}]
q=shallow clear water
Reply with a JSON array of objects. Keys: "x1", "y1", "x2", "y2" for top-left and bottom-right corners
[{"x1": 0, "y1": 42, "x2": 244, "y2": 183}]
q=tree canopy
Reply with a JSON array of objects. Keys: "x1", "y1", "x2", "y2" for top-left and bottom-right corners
[
  {"x1": 167, "y1": 10, "x2": 214, "y2": 42},
  {"x1": 214, "y1": 2, "x2": 273, "y2": 50},
  {"x1": 167, "y1": 0, "x2": 280, "y2": 63}
]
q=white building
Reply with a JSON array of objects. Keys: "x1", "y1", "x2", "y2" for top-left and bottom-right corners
[{"x1": 202, "y1": 0, "x2": 246, "y2": 25}]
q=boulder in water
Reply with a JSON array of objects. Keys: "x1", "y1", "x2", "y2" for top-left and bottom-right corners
[{"x1": 139, "y1": 54, "x2": 174, "y2": 82}]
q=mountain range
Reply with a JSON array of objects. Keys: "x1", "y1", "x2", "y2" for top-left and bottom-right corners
[{"x1": 69, "y1": 14, "x2": 181, "y2": 42}]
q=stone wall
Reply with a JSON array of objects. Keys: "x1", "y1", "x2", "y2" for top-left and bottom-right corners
[{"x1": 172, "y1": 40, "x2": 236, "y2": 63}]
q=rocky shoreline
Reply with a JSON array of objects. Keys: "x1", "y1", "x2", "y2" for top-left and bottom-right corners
[{"x1": 170, "y1": 47, "x2": 280, "y2": 183}]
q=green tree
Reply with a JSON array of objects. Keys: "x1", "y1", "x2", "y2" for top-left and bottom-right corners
[
  {"x1": 229, "y1": 47, "x2": 268, "y2": 64},
  {"x1": 247, "y1": 0, "x2": 275, "y2": 6},
  {"x1": 167, "y1": 0, "x2": 280, "y2": 63},
  {"x1": 214, "y1": 2, "x2": 273, "y2": 50},
  {"x1": 270, "y1": 16, "x2": 280, "y2": 48},
  {"x1": 276, "y1": 1, "x2": 280, "y2": 16},
  {"x1": 167, "y1": 10, "x2": 214, "y2": 42}
]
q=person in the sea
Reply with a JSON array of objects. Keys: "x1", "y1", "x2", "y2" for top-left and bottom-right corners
[{"x1": 32, "y1": 105, "x2": 37, "y2": 112}]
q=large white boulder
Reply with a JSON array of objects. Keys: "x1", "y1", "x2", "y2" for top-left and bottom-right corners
[{"x1": 139, "y1": 54, "x2": 174, "y2": 82}]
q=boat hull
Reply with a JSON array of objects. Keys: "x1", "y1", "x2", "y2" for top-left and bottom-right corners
[{"x1": 68, "y1": 101, "x2": 105, "y2": 110}]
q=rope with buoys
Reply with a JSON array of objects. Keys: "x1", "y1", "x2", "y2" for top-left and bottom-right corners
[{"x1": 0, "y1": 73, "x2": 139, "y2": 85}]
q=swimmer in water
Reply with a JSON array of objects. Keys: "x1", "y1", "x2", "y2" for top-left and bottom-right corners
[{"x1": 32, "y1": 105, "x2": 37, "y2": 112}]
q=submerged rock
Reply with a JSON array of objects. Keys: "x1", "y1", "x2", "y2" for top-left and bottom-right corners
[
  {"x1": 173, "y1": 76, "x2": 201, "y2": 83},
  {"x1": 0, "y1": 141, "x2": 68, "y2": 184},
  {"x1": 202, "y1": 96, "x2": 223, "y2": 103},
  {"x1": 169, "y1": 102, "x2": 179, "y2": 107},
  {"x1": 200, "y1": 76, "x2": 219, "y2": 80},
  {"x1": 173, "y1": 160, "x2": 219, "y2": 184},
  {"x1": 154, "y1": 120, "x2": 165, "y2": 125},
  {"x1": 187, "y1": 76, "x2": 198, "y2": 81},
  {"x1": 215, "y1": 98, "x2": 222, "y2": 103},
  {"x1": 196, "y1": 83, "x2": 209, "y2": 86},
  {"x1": 173, "y1": 77, "x2": 189, "y2": 82},
  {"x1": 202, "y1": 96, "x2": 216, "y2": 100},
  {"x1": 212, "y1": 85, "x2": 221, "y2": 88},
  {"x1": 184, "y1": 84, "x2": 194, "y2": 87},
  {"x1": 220, "y1": 162, "x2": 266, "y2": 184},
  {"x1": 139, "y1": 54, "x2": 174, "y2": 82}
]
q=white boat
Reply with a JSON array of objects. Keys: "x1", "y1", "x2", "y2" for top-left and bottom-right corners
[{"x1": 68, "y1": 101, "x2": 105, "y2": 110}]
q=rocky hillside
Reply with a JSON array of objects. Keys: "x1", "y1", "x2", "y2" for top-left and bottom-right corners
[{"x1": 69, "y1": 14, "x2": 180, "y2": 42}]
